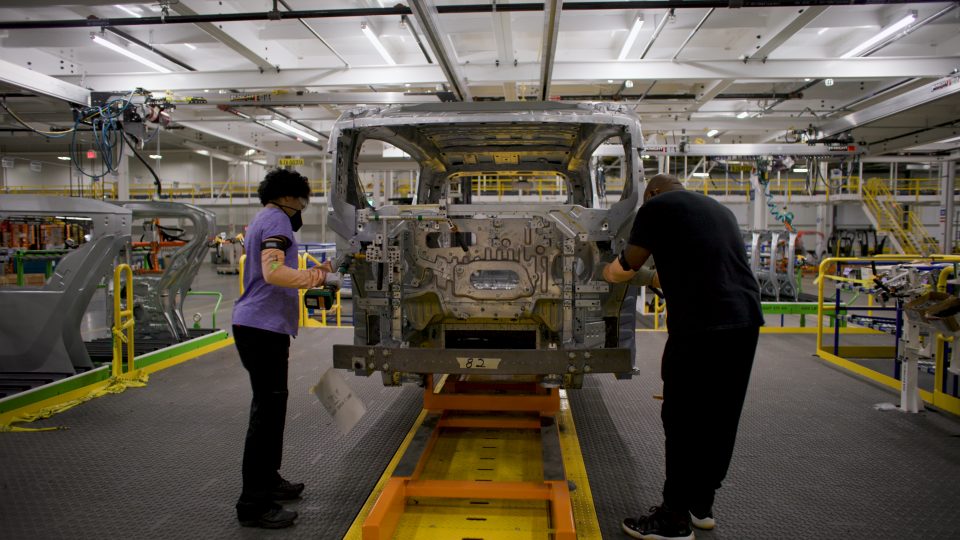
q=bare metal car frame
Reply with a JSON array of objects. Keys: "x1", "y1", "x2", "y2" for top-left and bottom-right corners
[{"x1": 327, "y1": 102, "x2": 643, "y2": 388}]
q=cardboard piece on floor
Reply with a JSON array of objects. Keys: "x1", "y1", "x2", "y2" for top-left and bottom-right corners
[{"x1": 312, "y1": 367, "x2": 366, "y2": 435}]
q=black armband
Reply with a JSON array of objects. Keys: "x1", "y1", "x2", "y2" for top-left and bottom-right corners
[
  {"x1": 618, "y1": 250, "x2": 632, "y2": 272},
  {"x1": 261, "y1": 238, "x2": 288, "y2": 251}
]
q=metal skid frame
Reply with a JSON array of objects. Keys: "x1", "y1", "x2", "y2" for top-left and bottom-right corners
[{"x1": 361, "y1": 375, "x2": 576, "y2": 540}]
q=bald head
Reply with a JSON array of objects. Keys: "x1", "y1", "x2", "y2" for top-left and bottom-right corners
[{"x1": 643, "y1": 173, "x2": 685, "y2": 202}]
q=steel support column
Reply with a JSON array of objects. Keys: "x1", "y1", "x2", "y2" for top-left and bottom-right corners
[{"x1": 539, "y1": 0, "x2": 563, "y2": 102}]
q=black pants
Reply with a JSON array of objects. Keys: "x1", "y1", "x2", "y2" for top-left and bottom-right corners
[
  {"x1": 660, "y1": 325, "x2": 759, "y2": 515},
  {"x1": 233, "y1": 325, "x2": 290, "y2": 519}
]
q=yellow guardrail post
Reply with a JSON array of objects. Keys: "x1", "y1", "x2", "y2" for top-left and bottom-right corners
[
  {"x1": 238, "y1": 254, "x2": 246, "y2": 295},
  {"x1": 298, "y1": 254, "x2": 306, "y2": 327},
  {"x1": 112, "y1": 264, "x2": 135, "y2": 378}
]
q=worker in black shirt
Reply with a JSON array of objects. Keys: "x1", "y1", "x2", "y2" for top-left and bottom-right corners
[{"x1": 603, "y1": 173, "x2": 763, "y2": 540}]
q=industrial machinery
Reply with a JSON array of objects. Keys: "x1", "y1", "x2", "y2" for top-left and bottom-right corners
[
  {"x1": 0, "y1": 195, "x2": 132, "y2": 396},
  {"x1": 325, "y1": 102, "x2": 642, "y2": 388}
]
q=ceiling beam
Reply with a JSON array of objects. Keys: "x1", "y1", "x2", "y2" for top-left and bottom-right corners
[
  {"x1": 538, "y1": 0, "x2": 563, "y2": 101},
  {"x1": 0, "y1": 58, "x2": 89, "y2": 105},
  {"x1": 745, "y1": 6, "x2": 828, "y2": 62},
  {"x1": 870, "y1": 126, "x2": 960, "y2": 155},
  {"x1": 63, "y1": 57, "x2": 960, "y2": 92},
  {"x1": 169, "y1": 0, "x2": 283, "y2": 72},
  {"x1": 408, "y1": 0, "x2": 470, "y2": 101},
  {"x1": 492, "y1": 0, "x2": 516, "y2": 65},
  {"x1": 820, "y1": 75, "x2": 960, "y2": 138},
  {"x1": 683, "y1": 79, "x2": 735, "y2": 113}
]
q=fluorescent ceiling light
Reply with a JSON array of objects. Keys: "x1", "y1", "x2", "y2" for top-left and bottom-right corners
[
  {"x1": 840, "y1": 13, "x2": 916, "y2": 58},
  {"x1": 92, "y1": 35, "x2": 171, "y2": 73},
  {"x1": 692, "y1": 172, "x2": 710, "y2": 177},
  {"x1": 184, "y1": 43, "x2": 196, "y2": 50},
  {"x1": 57, "y1": 156, "x2": 71, "y2": 160},
  {"x1": 707, "y1": 129, "x2": 719, "y2": 137},
  {"x1": 116, "y1": 4, "x2": 141, "y2": 17},
  {"x1": 149, "y1": 155, "x2": 162, "y2": 159},
  {"x1": 818, "y1": 28, "x2": 828, "y2": 35},
  {"x1": 270, "y1": 119, "x2": 320, "y2": 142},
  {"x1": 195, "y1": 150, "x2": 210, "y2": 156},
  {"x1": 618, "y1": 16, "x2": 645, "y2": 61},
  {"x1": 737, "y1": 112, "x2": 749, "y2": 119},
  {"x1": 361, "y1": 22, "x2": 396, "y2": 66},
  {"x1": 244, "y1": 149, "x2": 257, "y2": 156},
  {"x1": 793, "y1": 168, "x2": 808, "y2": 173}
]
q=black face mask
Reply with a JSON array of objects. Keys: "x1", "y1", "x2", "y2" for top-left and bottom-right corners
[{"x1": 276, "y1": 204, "x2": 303, "y2": 232}]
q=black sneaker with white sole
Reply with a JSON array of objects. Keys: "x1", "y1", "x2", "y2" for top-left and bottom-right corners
[
  {"x1": 689, "y1": 508, "x2": 715, "y2": 530},
  {"x1": 621, "y1": 504, "x2": 694, "y2": 540}
]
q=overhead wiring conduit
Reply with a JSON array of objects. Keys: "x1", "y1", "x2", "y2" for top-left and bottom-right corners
[{"x1": 2, "y1": 1, "x2": 939, "y2": 30}]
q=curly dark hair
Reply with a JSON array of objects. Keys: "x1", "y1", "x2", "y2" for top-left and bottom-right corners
[{"x1": 257, "y1": 168, "x2": 311, "y2": 206}]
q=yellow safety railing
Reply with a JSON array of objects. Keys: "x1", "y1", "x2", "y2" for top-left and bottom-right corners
[
  {"x1": 863, "y1": 178, "x2": 938, "y2": 255},
  {"x1": 238, "y1": 254, "x2": 246, "y2": 296},
  {"x1": 112, "y1": 264, "x2": 135, "y2": 378},
  {"x1": 3, "y1": 181, "x2": 118, "y2": 199},
  {"x1": 816, "y1": 255, "x2": 960, "y2": 416}
]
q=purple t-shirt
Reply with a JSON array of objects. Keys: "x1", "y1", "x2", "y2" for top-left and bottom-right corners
[{"x1": 233, "y1": 206, "x2": 300, "y2": 336}]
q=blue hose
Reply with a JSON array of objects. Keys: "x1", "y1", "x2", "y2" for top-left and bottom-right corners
[{"x1": 764, "y1": 182, "x2": 794, "y2": 230}]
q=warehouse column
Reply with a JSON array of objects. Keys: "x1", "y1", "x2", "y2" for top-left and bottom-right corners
[
  {"x1": 941, "y1": 160, "x2": 956, "y2": 254},
  {"x1": 115, "y1": 153, "x2": 130, "y2": 201}
]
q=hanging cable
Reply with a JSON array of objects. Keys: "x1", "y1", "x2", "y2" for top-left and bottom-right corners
[{"x1": 124, "y1": 132, "x2": 162, "y2": 197}]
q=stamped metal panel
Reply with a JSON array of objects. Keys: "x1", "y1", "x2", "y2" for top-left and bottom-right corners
[
  {"x1": 0, "y1": 195, "x2": 132, "y2": 376},
  {"x1": 111, "y1": 201, "x2": 216, "y2": 339}
]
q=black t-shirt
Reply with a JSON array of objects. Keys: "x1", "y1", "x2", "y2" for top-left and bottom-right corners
[{"x1": 626, "y1": 190, "x2": 763, "y2": 334}]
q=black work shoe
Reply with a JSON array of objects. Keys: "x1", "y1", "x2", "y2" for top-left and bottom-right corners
[
  {"x1": 622, "y1": 504, "x2": 694, "y2": 540},
  {"x1": 270, "y1": 478, "x2": 305, "y2": 500},
  {"x1": 239, "y1": 506, "x2": 298, "y2": 529},
  {"x1": 689, "y1": 508, "x2": 715, "y2": 530}
]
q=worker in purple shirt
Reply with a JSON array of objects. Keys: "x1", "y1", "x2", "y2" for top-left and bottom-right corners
[{"x1": 231, "y1": 168, "x2": 341, "y2": 529}]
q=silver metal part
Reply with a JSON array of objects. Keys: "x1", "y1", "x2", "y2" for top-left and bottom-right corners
[
  {"x1": 108, "y1": 202, "x2": 216, "y2": 340},
  {"x1": 327, "y1": 102, "x2": 644, "y2": 388},
  {"x1": 0, "y1": 195, "x2": 131, "y2": 376}
]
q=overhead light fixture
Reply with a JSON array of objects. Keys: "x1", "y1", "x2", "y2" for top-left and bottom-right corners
[
  {"x1": 692, "y1": 172, "x2": 710, "y2": 177},
  {"x1": 361, "y1": 22, "x2": 396, "y2": 66},
  {"x1": 707, "y1": 129, "x2": 719, "y2": 137},
  {"x1": 184, "y1": 43, "x2": 197, "y2": 50},
  {"x1": 115, "y1": 4, "x2": 141, "y2": 18},
  {"x1": 244, "y1": 149, "x2": 257, "y2": 156},
  {"x1": 818, "y1": 28, "x2": 829, "y2": 35},
  {"x1": 841, "y1": 13, "x2": 916, "y2": 58},
  {"x1": 270, "y1": 119, "x2": 321, "y2": 142},
  {"x1": 625, "y1": 80, "x2": 634, "y2": 88},
  {"x1": 618, "y1": 16, "x2": 645, "y2": 61},
  {"x1": 737, "y1": 111, "x2": 749, "y2": 119},
  {"x1": 195, "y1": 150, "x2": 210, "y2": 156},
  {"x1": 825, "y1": 78, "x2": 834, "y2": 86},
  {"x1": 149, "y1": 154, "x2": 162, "y2": 159},
  {"x1": 91, "y1": 35, "x2": 171, "y2": 73},
  {"x1": 793, "y1": 168, "x2": 808, "y2": 173},
  {"x1": 57, "y1": 156, "x2": 71, "y2": 160},
  {"x1": 804, "y1": 78, "x2": 812, "y2": 81}
]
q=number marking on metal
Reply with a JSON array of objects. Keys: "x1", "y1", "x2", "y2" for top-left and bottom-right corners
[{"x1": 455, "y1": 357, "x2": 501, "y2": 369}]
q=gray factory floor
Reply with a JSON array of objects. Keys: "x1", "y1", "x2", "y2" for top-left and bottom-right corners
[{"x1": 2, "y1": 328, "x2": 959, "y2": 540}]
